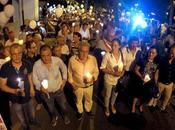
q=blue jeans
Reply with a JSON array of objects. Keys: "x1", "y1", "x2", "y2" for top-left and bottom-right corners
[
  {"x1": 13, "y1": 99, "x2": 36, "y2": 130},
  {"x1": 41, "y1": 90, "x2": 68, "y2": 119}
]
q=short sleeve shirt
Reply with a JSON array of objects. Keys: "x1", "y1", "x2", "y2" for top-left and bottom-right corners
[{"x1": 0, "y1": 61, "x2": 32, "y2": 104}]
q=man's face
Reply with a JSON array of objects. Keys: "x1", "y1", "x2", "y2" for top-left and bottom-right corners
[
  {"x1": 57, "y1": 37, "x2": 65, "y2": 45},
  {"x1": 83, "y1": 24, "x2": 88, "y2": 30},
  {"x1": 53, "y1": 47, "x2": 61, "y2": 57},
  {"x1": 79, "y1": 46, "x2": 89, "y2": 60},
  {"x1": 41, "y1": 48, "x2": 52, "y2": 64},
  {"x1": 28, "y1": 42, "x2": 37, "y2": 54},
  {"x1": 73, "y1": 34, "x2": 80, "y2": 43},
  {"x1": 9, "y1": 32, "x2": 15, "y2": 40},
  {"x1": 11, "y1": 47, "x2": 23, "y2": 64},
  {"x1": 131, "y1": 41, "x2": 138, "y2": 49}
]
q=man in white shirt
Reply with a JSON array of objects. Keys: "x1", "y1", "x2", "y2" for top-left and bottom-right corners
[
  {"x1": 33, "y1": 45, "x2": 70, "y2": 127},
  {"x1": 79, "y1": 23, "x2": 90, "y2": 40}
]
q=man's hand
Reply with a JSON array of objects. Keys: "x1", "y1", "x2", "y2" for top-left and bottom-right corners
[
  {"x1": 15, "y1": 89, "x2": 25, "y2": 96},
  {"x1": 71, "y1": 83, "x2": 79, "y2": 91},
  {"x1": 84, "y1": 76, "x2": 94, "y2": 84},
  {"x1": 41, "y1": 86, "x2": 48, "y2": 94},
  {"x1": 60, "y1": 80, "x2": 66, "y2": 91},
  {"x1": 30, "y1": 89, "x2": 35, "y2": 97}
]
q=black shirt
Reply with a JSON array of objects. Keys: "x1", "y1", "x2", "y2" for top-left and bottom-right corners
[
  {"x1": 158, "y1": 57, "x2": 175, "y2": 84},
  {"x1": 137, "y1": 58, "x2": 158, "y2": 80},
  {"x1": 23, "y1": 54, "x2": 40, "y2": 68},
  {"x1": 0, "y1": 60, "x2": 32, "y2": 104}
]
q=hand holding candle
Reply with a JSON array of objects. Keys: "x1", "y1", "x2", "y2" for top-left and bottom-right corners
[
  {"x1": 84, "y1": 72, "x2": 93, "y2": 83},
  {"x1": 41, "y1": 79, "x2": 50, "y2": 99},
  {"x1": 144, "y1": 74, "x2": 151, "y2": 83},
  {"x1": 17, "y1": 77, "x2": 25, "y2": 96},
  {"x1": 5, "y1": 56, "x2": 11, "y2": 62}
]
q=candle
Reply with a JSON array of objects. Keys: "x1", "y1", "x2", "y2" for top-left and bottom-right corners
[
  {"x1": 85, "y1": 72, "x2": 92, "y2": 80},
  {"x1": 101, "y1": 51, "x2": 106, "y2": 56},
  {"x1": 17, "y1": 77, "x2": 25, "y2": 96},
  {"x1": 41, "y1": 79, "x2": 50, "y2": 99},
  {"x1": 144, "y1": 74, "x2": 151, "y2": 83},
  {"x1": 17, "y1": 77, "x2": 23, "y2": 88},
  {"x1": 5, "y1": 56, "x2": 11, "y2": 62},
  {"x1": 18, "y1": 40, "x2": 24, "y2": 45},
  {"x1": 72, "y1": 22, "x2": 75, "y2": 27},
  {"x1": 96, "y1": 30, "x2": 99, "y2": 34},
  {"x1": 41, "y1": 79, "x2": 48, "y2": 89}
]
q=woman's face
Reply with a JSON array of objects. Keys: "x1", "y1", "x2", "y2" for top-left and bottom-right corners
[
  {"x1": 112, "y1": 41, "x2": 120, "y2": 52},
  {"x1": 148, "y1": 48, "x2": 157, "y2": 61},
  {"x1": 170, "y1": 47, "x2": 175, "y2": 59}
]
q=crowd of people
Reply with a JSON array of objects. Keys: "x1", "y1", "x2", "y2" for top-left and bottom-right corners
[{"x1": 0, "y1": 11, "x2": 175, "y2": 130}]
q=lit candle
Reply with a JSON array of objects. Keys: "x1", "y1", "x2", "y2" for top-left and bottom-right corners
[
  {"x1": 5, "y1": 56, "x2": 11, "y2": 62},
  {"x1": 17, "y1": 77, "x2": 22, "y2": 88},
  {"x1": 72, "y1": 22, "x2": 75, "y2": 27},
  {"x1": 17, "y1": 77, "x2": 25, "y2": 96},
  {"x1": 85, "y1": 72, "x2": 92, "y2": 80},
  {"x1": 41, "y1": 79, "x2": 48, "y2": 89},
  {"x1": 101, "y1": 51, "x2": 106, "y2": 56},
  {"x1": 41, "y1": 79, "x2": 50, "y2": 99},
  {"x1": 144, "y1": 74, "x2": 151, "y2": 83},
  {"x1": 96, "y1": 30, "x2": 99, "y2": 34},
  {"x1": 18, "y1": 40, "x2": 24, "y2": 45}
]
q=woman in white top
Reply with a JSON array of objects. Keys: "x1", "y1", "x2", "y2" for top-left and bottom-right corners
[{"x1": 100, "y1": 38, "x2": 124, "y2": 117}]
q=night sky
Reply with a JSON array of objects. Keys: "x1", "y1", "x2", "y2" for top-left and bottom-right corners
[{"x1": 140, "y1": 0, "x2": 170, "y2": 22}]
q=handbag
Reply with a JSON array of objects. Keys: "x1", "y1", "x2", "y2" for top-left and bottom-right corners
[{"x1": 115, "y1": 72, "x2": 130, "y2": 92}]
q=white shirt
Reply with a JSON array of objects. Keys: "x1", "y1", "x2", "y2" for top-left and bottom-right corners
[
  {"x1": 5, "y1": 38, "x2": 19, "y2": 47},
  {"x1": 33, "y1": 57, "x2": 67, "y2": 92},
  {"x1": 79, "y1": 28, "x2": 90, "y2": 39},
  {"x1": 100, "y1": 52, "x2": 124, "y2": 85},
  {"x1": 61, "y1": 44, "x2": 70, "y2": 55},
  {"x1": 68, "y1": 55, "x2": 99, "y2": 88},
  {"x1": 122, "y1": 47, "x2": 141, "y2": 71}
]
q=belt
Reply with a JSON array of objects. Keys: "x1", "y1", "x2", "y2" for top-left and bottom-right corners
[
  {"x1": 49, "y1": 89, "x2": 62, "y2": 94},
  {"x1": 81, "y1": 84, "x2": 93, "y2": 88},
  {"x1": 161, "y1": 82, "x2": 173, "y2": 85}
]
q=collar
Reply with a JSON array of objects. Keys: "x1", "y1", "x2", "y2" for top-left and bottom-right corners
[{"x1": 75, "y1": 55, "x2": 90, "y2": 63}]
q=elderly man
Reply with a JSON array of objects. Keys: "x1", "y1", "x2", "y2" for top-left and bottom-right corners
[
  {"x1": 32, "y1": 45, "x2": 70, "y2": 127},
  {"x1": 68, "y1": 41, "x2": 99, "y2": 120},
  {"x1": 0, "y1": 44, "x2": 37, "y2": 130}
]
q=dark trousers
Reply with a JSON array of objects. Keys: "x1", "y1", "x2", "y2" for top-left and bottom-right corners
[
  {"x1": 0, "y1": 91, "x2": 11, "y2": 130},
  {"x1": 13, "y1": 99, "x2": 37, "y2": 130},
  {"x1": 41, "y1": 90, "x2": 68, "y2": 119}
]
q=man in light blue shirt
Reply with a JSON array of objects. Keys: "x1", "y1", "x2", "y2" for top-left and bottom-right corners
[{"x1": 32, "y1": 45, "x2": 70, "y2": 127}]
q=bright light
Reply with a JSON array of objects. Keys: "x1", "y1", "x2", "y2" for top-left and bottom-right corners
[
  {"x1": 134, "y1": 3, "x2": 139, "y2": 7},
  {"x1": 133, "y1": 15, "x2": 147, "y2": 29},
  {"x1": 118, "y1": 3, "x2": 122, "y2": 6},
  {"x1": 151, "y1": 12, "x2": 156, "y2": 15}
]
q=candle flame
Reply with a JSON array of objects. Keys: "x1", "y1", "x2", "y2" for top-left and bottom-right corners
[
  {"x1": 17, "y1": 77, "x2": 21, "y2": 82},
  {"x1": 5, "y1": 56, "x2": 11, "y2": 62},
  {"x1": 85, "y1": 72, "x2": 92, "y2": 79}
]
